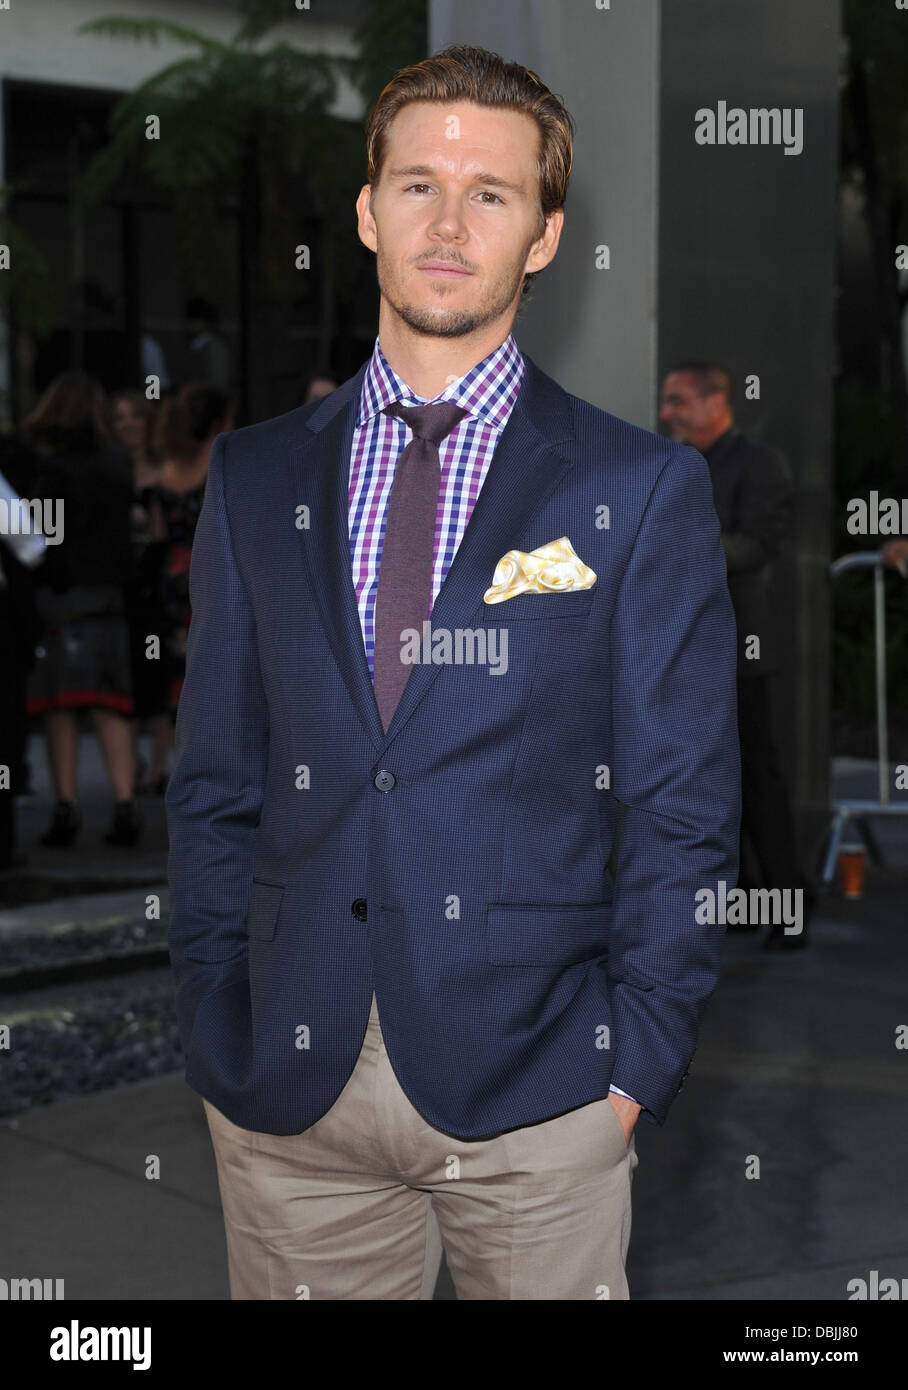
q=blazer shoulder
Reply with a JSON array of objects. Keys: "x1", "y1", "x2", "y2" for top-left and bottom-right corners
[
  {"x1": 213, "y1": 363, "x2": 367, "y2": 482},
  {"x1": 219, "y1": 399, "x2": 323, "y2": 465},
  {"x1": 522, "y1": 356, "x2": 677, "y2": 479},
  {"x1": 563, "y1": 386, "x2": 681, "y2": 485}
]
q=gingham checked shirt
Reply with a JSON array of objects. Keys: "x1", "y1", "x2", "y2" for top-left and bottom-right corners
[{"x1": 348, "y1": 331, "x2": 525, "y2": 677}]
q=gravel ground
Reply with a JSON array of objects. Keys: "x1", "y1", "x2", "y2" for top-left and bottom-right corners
[
  {"x1": 0, "y1": 968, "x2": 183, "y2": 1117},
  {"x1": 0, "y1": 916, "x2": 168, "y2": 971}
]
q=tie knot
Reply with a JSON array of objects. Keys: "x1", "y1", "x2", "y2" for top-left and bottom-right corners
[{"x1": 382, "y1": 399, "x2": 469, "y2": 445}]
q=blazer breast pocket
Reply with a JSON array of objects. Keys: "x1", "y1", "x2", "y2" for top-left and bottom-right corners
[
  {"x1": 246, "y1": 878, "x2": 286, "y2": 941},
  {"x1": 481, "y1": 587, "x2": 597, "y2": 622}
]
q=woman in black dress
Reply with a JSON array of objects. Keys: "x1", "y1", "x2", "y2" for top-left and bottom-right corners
[
  {"x1": 22, "y1": 371, "x2": 143, "y2": 847},
  {"x1": 110, "y1": 389, "x2": 171, "y2": 795},
  {"x1": 150, "y1": 384, "x2": 233, "y2": 718}
]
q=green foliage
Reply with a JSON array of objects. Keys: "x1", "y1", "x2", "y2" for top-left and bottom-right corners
[
  {"x1": 68, "y1": 1, "x2": 427, "y2": 332},
  {"x1": 232, "y1": 0, "x2": 429, "y2": 108},
  {"x1": 79, "y1": 16, "x2": 232, "y2": 55},
  {"x1": 0, "y1": 186, "x2": 57, "y2": 338},
  {"x1": 234, "y1": 0, "x2": 309, "y2": 45},
  {"x1": 345, "y1": 0, "x2": 429, "y2": 114},
  {"x1": 74, "y1": 15, "x2": 361, "y2": 303}
]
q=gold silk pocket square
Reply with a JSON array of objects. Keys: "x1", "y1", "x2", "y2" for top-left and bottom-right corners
[{"x1": 483, "y1": 536, "x2": 597, "y2": 604}]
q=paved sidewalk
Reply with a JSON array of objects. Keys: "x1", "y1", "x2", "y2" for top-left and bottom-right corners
[{"x1": 3, "y1": 728, "x2": 169, "y2": 901}]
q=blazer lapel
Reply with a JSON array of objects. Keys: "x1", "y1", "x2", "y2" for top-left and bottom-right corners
[
  {"x1": 290, "y1": 353, "x2": 577, "y2": 752},
  {"x1": 290, "y1": 362, "x2": 384, "y2": 747}
]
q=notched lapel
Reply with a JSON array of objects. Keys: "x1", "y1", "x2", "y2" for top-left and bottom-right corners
[{"x1": 289, "y1": 363, "x2": 385, "y2": 748}]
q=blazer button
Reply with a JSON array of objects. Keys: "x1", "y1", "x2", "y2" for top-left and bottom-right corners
[
  {"x1": 374, "y1": 769, "x2": 396, "y2": 792},
  {"x1": 351, "y1": 898, "x2": 368, "y2": 921}
]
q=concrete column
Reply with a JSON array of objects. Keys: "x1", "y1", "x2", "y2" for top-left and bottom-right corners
[
  {"x1": 431, "y1": 0, "x2": 661, "y2": 428},
  {"x1": 657, "y1": 0, "x2": 841, "y2": 865}
]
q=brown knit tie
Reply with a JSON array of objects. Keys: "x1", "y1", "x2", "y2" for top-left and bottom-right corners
[{"x1": 373, "y1": 400, "x2": 468, "y2": 731}]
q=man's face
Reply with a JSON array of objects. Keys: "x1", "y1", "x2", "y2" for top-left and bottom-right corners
[
  {"x1": 659, "y1": 372, "x2": 727, "y2": 449},
  {"x1": 356, "y1": 100, "x2": 563, "y2": 340}
]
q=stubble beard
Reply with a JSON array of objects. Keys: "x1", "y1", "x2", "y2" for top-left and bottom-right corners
[{"x1": 376, "y1": 247, "x2": 527, "y2": 340}]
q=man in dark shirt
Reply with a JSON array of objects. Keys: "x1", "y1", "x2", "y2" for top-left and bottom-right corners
[{"x1": 660, "y1": 362, "x2": 814, "y2": 948}]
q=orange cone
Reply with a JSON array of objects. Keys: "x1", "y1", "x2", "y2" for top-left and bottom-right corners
[{"x1": 838, "y1": 842, "x2": 867, "y2": 899}]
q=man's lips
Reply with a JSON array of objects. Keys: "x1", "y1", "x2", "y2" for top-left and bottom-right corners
[{"x1": 417, "y1": 263, "x2": 472, "y2": 277}]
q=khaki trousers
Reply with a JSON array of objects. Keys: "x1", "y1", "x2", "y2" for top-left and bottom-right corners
[{"x1": 202, "y1": 993, "x2": 638, "y2": 1300}]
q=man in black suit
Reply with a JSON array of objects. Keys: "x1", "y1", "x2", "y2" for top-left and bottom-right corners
[{"x1": 660, "y1": 362, "x2": 813, "y2": 949}]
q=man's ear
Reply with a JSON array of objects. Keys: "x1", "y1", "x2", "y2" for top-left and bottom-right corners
[
  {"x1": 356, "y1": 184, "x2": 377, "y2": 253},
  {"x1": 525, "y1": 207, "x2": 564, "y2": 275}
]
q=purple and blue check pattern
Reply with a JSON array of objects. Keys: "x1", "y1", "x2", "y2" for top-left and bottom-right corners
[{"x1": 348, "y1": 332, "x2": 525, "y2": 679}]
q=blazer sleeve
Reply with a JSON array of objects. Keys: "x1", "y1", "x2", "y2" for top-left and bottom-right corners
[
  {"x1": 607, "y1": 444, "x2": 741, "y2": 1125},
  {"x1": 165, "y1": 431, "x2": 268, "y2": 1054}
]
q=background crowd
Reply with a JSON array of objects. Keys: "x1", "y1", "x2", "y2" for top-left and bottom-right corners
[
  {"x1": 0, "y1": 259, "x2": 344, "y2": 872},
  {"x1": 0, "y1": 371, "x2": 233, "y2": 862}
]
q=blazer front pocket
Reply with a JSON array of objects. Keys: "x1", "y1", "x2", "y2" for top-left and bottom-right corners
[
  {"x1": 481, "y1": 587, "x2": 597, "y2": 621},
  {"x1": 246, "y1": 878, "x2": 286, "y2": 941},
  {"x1": 485, "y1": 899, "x2": 612, "y2": 966}
]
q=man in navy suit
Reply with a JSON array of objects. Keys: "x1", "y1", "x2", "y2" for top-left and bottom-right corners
[{"x1": 166, "y1": 44, "x2": 741, "y2": 1300}]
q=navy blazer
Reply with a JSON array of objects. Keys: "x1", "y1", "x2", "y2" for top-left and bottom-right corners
[{"x1": 165, "y1": 353, "x2": 741, "y2": 1138}]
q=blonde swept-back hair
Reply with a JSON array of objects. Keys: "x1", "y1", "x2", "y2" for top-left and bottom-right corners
[{"x1": 364, "y1": 44, "x2": 576, "y2": 298}]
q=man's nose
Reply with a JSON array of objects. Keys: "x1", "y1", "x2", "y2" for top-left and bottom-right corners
[{"x1": 428, "y1": 194, "x2": 467, "y2": 239}]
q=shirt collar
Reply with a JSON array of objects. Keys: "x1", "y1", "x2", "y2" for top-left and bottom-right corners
[{"x1": 357, "y1": 332, "x2": 524, "y2": 431}]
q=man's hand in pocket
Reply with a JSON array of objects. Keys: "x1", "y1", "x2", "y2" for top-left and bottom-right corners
[{"x1": 608, "y1": 1092, "x2": 642, "y2": 1144}]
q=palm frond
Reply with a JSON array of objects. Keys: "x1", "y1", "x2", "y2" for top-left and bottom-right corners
[
  {"x1": 233, "y1": 0, "x2": 291, "y2": 45},
  {"x1": 78, "y1": 16, "x2": 232, "y2": 59}
]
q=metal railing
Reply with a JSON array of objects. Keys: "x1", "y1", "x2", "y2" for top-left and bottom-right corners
[{"x1": 822, "y1": 551, "x2": 908, "y2": 885}]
